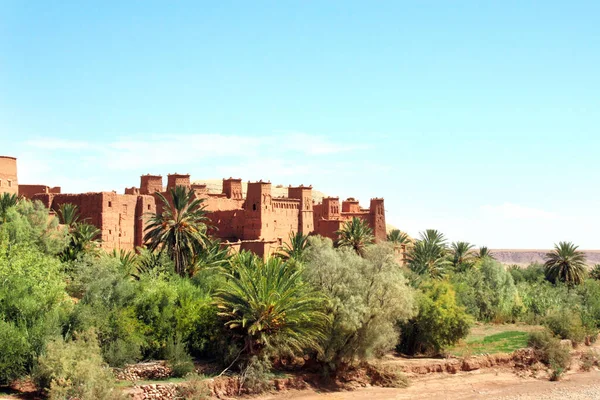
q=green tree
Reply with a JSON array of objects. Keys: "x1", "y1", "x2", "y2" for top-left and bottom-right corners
[
  {"x1": 336, "y1": 217, "x2": 374, "y2": 256},
  {"x1": 476, "y1": 246, "x2": 495, "y2": 260},
  {"x1": 407, "y1": 230, "x2": 451, "y2": 280},
  {"x1": 277, "y1": 231, "x2": 310, "y2": 263},
  {"x1": 0, "y1": 193, "x2": 19, "y2": 223},
  {"x1": 399, "y1": 281, "x2": 472, "y2": 355},
  {"x1": 387, "y1": 229, "x2": 410, "y2": 245},
  {"x1": 544, "y1": 242, "x2": 587, "y2": 286},
  {"x1": 214, "y1": 256, "x2": 329, "y2": 359},
  {"x1": 303, "y1": 238, "x2": 415, "y2": 368},
  {"x1": 144, "y1": 186, "x2": 212, "y2": 277},
  {"x1": 59, "y1": 222, "x2": 101, "y2": 262},
  {"x1": 450, "y1": 241, "x2": 476, "y2": 271},
  {"x1": 57, "y1": 203, "x2": 80, "y2": 227},
  {"x1": 589, "y1": 264, "x2": 600, "y2": 280}
]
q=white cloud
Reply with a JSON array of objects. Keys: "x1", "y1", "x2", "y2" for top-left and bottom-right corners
[{"x1": 480, "y1": 203, "x2": 559, "y2": 220}]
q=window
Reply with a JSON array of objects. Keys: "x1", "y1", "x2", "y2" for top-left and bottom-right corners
[
  {"x1": 109, "y1": 229, "x2": 112, "y2": 234},
  {"x1": 7, "y1": 180, "x2": 12, "y2": 188},
  {"x1": 147, "y1": 204, "x2": 151, "y2": 210},
  {"x1": 253, "y1": 204, "x2": 257, "y2": 211},
  {"x1": 108, "y1": 201, "x2": 112, "y2": 207},
  {"x1": 0, "y1": 179, "x2": 2, "y2": 186}
]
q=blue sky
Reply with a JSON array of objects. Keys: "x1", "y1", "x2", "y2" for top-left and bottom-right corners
[{"x1": 1, "y1": 1, "x2": 599, "y2": 248}]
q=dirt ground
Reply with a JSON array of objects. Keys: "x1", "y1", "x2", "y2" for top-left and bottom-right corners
[{"x1": 259, "y1": 369, "x2": 600, "y2": 400}]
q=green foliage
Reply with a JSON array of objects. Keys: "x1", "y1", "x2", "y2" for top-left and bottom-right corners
[
  {"x1": 453, "y1": 258, "x2": 523, "y2": 322},
  {"x1": 407, "y1": 230, "x2": 451, "y2": 279},
  {"x1": 277, "y1": 231, "x2": 310, "y2": 263},
  {"x1": 144, "y1": 185, "x2": 212, "y2": 277},
  {"x1": 335, "y1": 217, "x2": 374, "y2": 256},
  {"x1": 175, "y1": 374, "x2": 211, "y2": 400},
  {"x1": 239, "y1": 355, "x2": 274, "y2": 394},
  {"x1": 475, "y1": 246, "x2": 494, "y2": 260},
  {"x1": 528, "y1": 330, "x2": 571, "y2": 381},
  {"x1": 589, "y1": 264, "x2": 600, "y2": 280},
  {"x1": 59, "y1": 222, "x2": 101, "y2": 262},
  {"x1": 544, "y1": 309, "x2": 588, "y2": 344},
  {"x1": 0, "y1": 193, "x2": 19, "y2": 223},
  {"x1": 303, "y1": 238, "x2": 415, "y2": 368},
  {"x1": 508, "y1": 263, "x2": 545, "y2": 284},
  {"x1": 56, "y1": 203, "x2": 80, "y2": 227},
  {"x1": 399, "y1": 281, "x2": 472, "y2": 355},
  {"x1": 0, "y1": 320, "x2": 29, "y2": 384},
  {"x1": 33, "y1": 330, "x2": 123, "y2": 400},
  {"x1": 450, "y1": 241, "x2": 476, "y2": 272},
  {"x1": 165, "y1": 337, "x2": 195, "y2": 378},
  {"x1": 0, "y1": 236, "x2": 71, "y2": 381},
  {"x1": 449, "y1": 331, "x2": 530, "y2": 357},
  {"x1": 544, "y1": 241, "x2": 587, "y2": 286},
  {"x1": 580, "y1": 351, "x2": 597, "y2": 371},
  {"x1": 215, "y1": 255, "x2": 329, "y2": 359},
  {"x1": 386, "y1": 229, "x2": 409, "y2": 245}
]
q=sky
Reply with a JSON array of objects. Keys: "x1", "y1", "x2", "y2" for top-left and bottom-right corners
[{"x1": 1, "y1": 1, "x2": 599, "y2": 249}]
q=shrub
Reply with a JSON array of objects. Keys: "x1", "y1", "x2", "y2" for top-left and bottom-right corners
[
  {"x1": 589, "y1": 265, "x2": 600, "y2": 280},
  {"x1": 0, "y1": 320, "x2": 30, "y2": 385},
  {"x1": 165, "y1": 337, "x2": 195, "y2": 378},
  {"x1": 544, "y1": 309, "x2": 587, "y2": 344},
  {"x1": 528, "y1": 330, "x2": 571, "y2": 381},
  {"x1": 303, "y1": 238, "x2": 415, "y2": 368},
  {"x1": 176, "y1": 374, "x2": 211, "y2": 400},
  {"x1": 580, "y1": 351, "x2": 597, "y2": 372},
  {"x1": 33, "y1": 330, "x2": 123, "y2": 400},
  {"x1": 239, "y1": 355, "x2": 274, "y2": 395},
  {"x1": 398, "y1": 281, "x2": 472, "y2": 355}
]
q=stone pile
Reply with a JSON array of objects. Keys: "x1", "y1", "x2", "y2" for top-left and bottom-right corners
[
  {"x1": 114, "y1": 361, "x2": 172, "y2": 382},
  {"x1": 135, "y1": 383, "x2": 177, "y2": 399}
]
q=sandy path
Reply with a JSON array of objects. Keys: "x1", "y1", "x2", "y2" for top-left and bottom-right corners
[{"x1": 259, "y1": 370, "x2": 600, "y2": 400}]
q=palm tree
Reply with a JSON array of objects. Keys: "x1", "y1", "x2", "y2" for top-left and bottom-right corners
[
  {"x1": 57, "y1": 203, "x2": 80, "y2": 227},
  {"x1": 215, "y1": 257, "x2": 329, "y2": 358},
  {"x1": 387, "y1": 229, "x2": 410, "y2": 245},
  {"x1": 0, "y1": 193, "x2": 19, "y2": 223},
  {"x1": 544, "y1": 241, "x2": 587, "y2": 286},
  {"x1": 589, "y1": 264, "x2": 600, "y2": 281},
  {"x1": 187, "y1": 238, "x2": 231, "y2": 277},
  {"x1": 110, "y1": 249, "x2": 138, "y2": 273},
  {"x1": 476, "y1": 246, "x2": 495, "y2": 260},
  {"x1": 336, "y1": 217, "x2": 374, "y2": 256},
  {"x1": 277, "y1": 232, "x2": 310, "y2": 263},
  {"x1": 59, "y1": 222, "x2": 101, "y2": 262},
  {"x1": 450, "y1": 241, "x2": 476, "y2": 271},
  {"x1": 407, "y1": 229, "x2": 451, "y2": 279},
  {"x1": 143, "y1": 185, "x2": 212, "y2": 277}
]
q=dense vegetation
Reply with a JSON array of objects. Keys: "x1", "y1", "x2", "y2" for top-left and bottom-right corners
[{"x1": 0, "y1": 191, "x2": 598, "y2": 397}]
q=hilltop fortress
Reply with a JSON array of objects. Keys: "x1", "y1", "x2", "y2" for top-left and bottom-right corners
[{"x1": 0, "y1": 156, "x2": 386, "y2": 257}]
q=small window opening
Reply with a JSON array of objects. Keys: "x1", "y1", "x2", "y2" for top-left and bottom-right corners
[
  {"x1": 253, "y1": 203, "x2": 257, "y2": 211},
  {"x1": 7, "y1": 180, "x2": 12, "y2": 188},
  {"x1": 108, "y1": 201, "x2": 112, "y2": 207},
  {"x1": 147, "y1": 204, "x2": 151, "y2": 210}
]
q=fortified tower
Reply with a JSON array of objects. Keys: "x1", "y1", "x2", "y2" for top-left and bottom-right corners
[
  {"x1": 244, "y1": 181, "x2": 272, "y2": 239},
  {"x1": 0, "y1": 156, "x2": 18, "y2": 195},
  {"x1": 342, "y1": 198, "x2": 361, "y2": 213},
  {"x1": 322, "y1": 197, "x2": 340, "y2": 220},
  {"x1": 140, "y1": 175, "x2": 163, "y2": 194},
  {"x1": 289, "y1": 185, "x2": 314, "y2": 234},
  {"x1": 370, "y1": 198, "x2": 386, "y2": 242},
  {"x1": 167, "y1": 174, "x2": 191, "y2": 190},
  {"x1": 223, "y1": 178, "x2": 243, "y2": 200}
]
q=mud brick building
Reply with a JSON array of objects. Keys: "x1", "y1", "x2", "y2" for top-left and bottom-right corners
[{"x1": 4, "y1": 156, "x2": 386, "y2": 258}]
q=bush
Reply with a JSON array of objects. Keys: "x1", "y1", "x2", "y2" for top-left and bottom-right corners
[
  {"x1": 0, "y1": 320, "x2": 30, "y2": 385},
  {"x1": 544, "y1": 309, "x2": 587, "y2": 344},
  {"x1": 399, "y1": 281, "x2": 472, "y2": 355},
  {"x1": 33, "y1": 330, "x2": 123, "y2": 400},
  {"x1": 176, "y1": 374, "x2": 211, "y2": 400},
  {"x1": 528, "y1": 330, "x2": 571, "y2": 381},
  {"x1": 165, "y1": 337, "x2": 195, "y2": 378},
  {"x1": 303, "y1": 239, "x2": 415, "y2": 368},
  {"x1": 239, "y1": 355, "x2": 274, "y2": 395},
  {"x1": 580, "y1": 351, "x2": 597, "y2": 372}
]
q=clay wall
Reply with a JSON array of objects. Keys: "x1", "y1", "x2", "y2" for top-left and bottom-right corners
[
  {"x1": 271, "y1": 198, "x2": 300, "y2": 240},
  {"x1": 140, "y1": 175, "x2": 163, "y2": 195},
  {"x1": 321, "y1": 197, "x2": 340, "y2": 220},
  {"x1": 240, "y1": 240, "x2": 280, "y2": 259},
  {"x1": 125, "y1": 187, "x2": 140, "y2": 195},
  {"x1": 208, "y1": 209, "x2": 245, "y2": 240},
  {"x1": 19, "y1": 184, "x2": 61, "y2": 199},
  {"x1": 0, "y1": 156, "x2": 18, "y2": 195},
  {"x1": 223, "y1": 178, "x2": 243, "y2": 200},
  {"x1": 167, "y1": 174, "x2": 190, "y2": 190},
  {"x1": 134, "y1": 195, "x2": 157, "y2": 248},
  {"x1": 342, "y1": 198, "x2": 361, "y2": 213}
]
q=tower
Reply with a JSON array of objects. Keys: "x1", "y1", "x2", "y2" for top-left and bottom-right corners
[
  {"x1": 244, "y1": 181, "x2": 273, "y2": 239},
  {"x1": 140, "y1": 175, "x2": 163, "y2": 195},
  {"x1": 167, "y1": 174, "x2": 191, "y2": 190},
  {"x1": 223, "y1": 178, "x2": 243, "y2": 200},
  {"x1": 370, "y1": 198, "x2": 386, "y2": 242},
  {"x1": 288, "y1": 185, "x2": 314, "y2": 234},
  {"x1": 322, "y1": 197, "x2": 340, "y2": 220},
  {"x1": 0, "y1": 156, "x2": 18, "y2": 195}
]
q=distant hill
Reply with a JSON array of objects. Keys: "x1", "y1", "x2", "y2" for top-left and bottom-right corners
[
  {"x1": 192, "y1": 179, "x2": 327, "y2": 203},
  {"x1": 491, "y1": 249, "x2": 600, "y2": 266}
]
